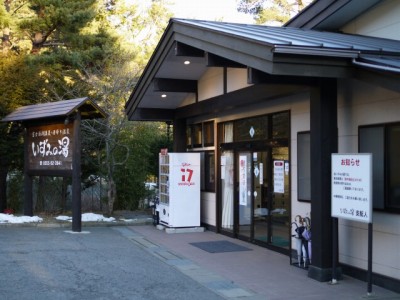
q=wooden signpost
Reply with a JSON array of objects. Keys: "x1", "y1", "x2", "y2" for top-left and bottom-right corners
[{"x1": 2, "y1": 98, "x2": 107, "y2": 232}]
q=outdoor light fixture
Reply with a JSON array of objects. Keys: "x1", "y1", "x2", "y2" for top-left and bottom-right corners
[
  {"x1": 184, "y1": 60, "x2": 190, "y2": 65},
  {"x1": 161, "y1": 94, "x2": 167, "y2": 98}
]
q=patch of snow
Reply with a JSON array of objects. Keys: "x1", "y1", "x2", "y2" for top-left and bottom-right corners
[
  {"x1": 82, "y1": 213, "x2": 115, "y2": 222},
  {"x1": 56, "y1": 215, "x2": 72, "y2": 221},
  {"x1": 1, "y1": 212, "x2": 116, "y2": 224},
  {"x1": 0, "y1": 213, "x2": 43, "y2": 224},
  {"x1": 56, "y1": 213, "x2": 115, "y2": 223}
]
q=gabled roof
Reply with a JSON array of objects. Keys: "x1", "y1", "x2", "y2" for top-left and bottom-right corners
[
  {"x1": 125, "y1": 18, "x2": 400, "y2": 121},
  {"x1": 175, "y1": 19, "x2": 400, "y2": 55},
  {"x1": 2, "y1": 97, "x2": 107, "y2": 123}
]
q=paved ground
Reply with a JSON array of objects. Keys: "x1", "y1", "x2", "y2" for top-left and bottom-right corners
[
  {"x1": 0, "y1": 226, "x2": 222, "y2": 300},
  {"x1": 0, "y1": 222, "x2": 399, "y2": 300}
]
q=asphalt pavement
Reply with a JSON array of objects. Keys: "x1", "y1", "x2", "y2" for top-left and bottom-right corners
[
  {"x1": 0, "y1": 222, "x2": 399, "y2": 300},
  {"x1": 0, "y1": 226, "x2": 222, "y2": 300}
]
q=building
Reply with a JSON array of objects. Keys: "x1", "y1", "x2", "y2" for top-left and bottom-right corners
[{"x1": 125, "y1": 0, "x2": 400, "y2": 292}]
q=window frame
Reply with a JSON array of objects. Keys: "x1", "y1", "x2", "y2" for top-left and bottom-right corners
[
  {"x1": 200, "y1": 150, "x2": 215, "y2": 192},
  {"x1": 186, "y1": 121, "x2": 215, "y2": 148},
  {"x1": 359, "y1": 122, "x2": 400, "y2": 213},
  {"x1": 297, "y1": 131, "x2": 311, "y2": 202}
]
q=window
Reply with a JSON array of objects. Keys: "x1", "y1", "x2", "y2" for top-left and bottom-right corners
[
  {"x1": 297, "y1": 132, "x2": 311, "y2": 202},
  {"x1": 193, "y1": 124, "x2": 203, "y2": 147},
  {"x1": 186, "y1": 122, "x2": 215, "y2": 192},
  {"x1": 186, "y1": 126, "x2": 192, "y2": 148},
  {"x1": 203, "y1": 122, "x2": 214, "y2": 147},
  {"x1": 272, "y1": 111, "x2": 290, "y2": 139},
  {"x1": 201, "y1": 151, "x2": 215, "y2": 192},
  {"x1": 234, "y1": 115, "x2": 269, "y2": 142},
  {"x1": 359, "y1": 124, "x2": 400, "y2": 212},
  {"x1": 186, "y1": 122, "x2": 214, "y2": 148}
]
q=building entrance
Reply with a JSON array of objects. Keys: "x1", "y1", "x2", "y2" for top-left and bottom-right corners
[
  {"x1": 218, "y1": 111, "x2": 290, "y2": 253},
  {"x1": 220, "y1": 146, "x2": 290, "y2": 252}
]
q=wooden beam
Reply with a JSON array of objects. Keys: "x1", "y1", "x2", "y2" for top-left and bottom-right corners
[
  {"x1": 129, "y1": 108, "x2": 175, "y2": 121},
  {"x1": 206, "y1": 52, "x2": 246, "y2": 68},
  {"x1": 175, "y1": 41, "x2": 204, "y2": 57},
  {"x1": 247, "y1": 67, "x2": 319, "y2": 85},
  {"x1": 153, "y1": 78, "x2": 197, "y2": 93},
  {"x1": 175, "y1": 83, "x2": 307, "y2": 119}
]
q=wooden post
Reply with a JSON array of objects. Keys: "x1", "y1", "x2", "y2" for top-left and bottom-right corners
[
  {"x1": 72, "y1": 112, "x2": 82, "y2": 232},
  {"x1": 23, "y1": 127, "x2": 33, "y2": 216},
  {"x1": 308, "y1": 78, "x2": 338, "y2": 281}
]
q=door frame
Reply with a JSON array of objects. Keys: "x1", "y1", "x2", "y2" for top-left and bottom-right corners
[{"x1": 217, "y1": 140, "x2": 291, "y2": 254}]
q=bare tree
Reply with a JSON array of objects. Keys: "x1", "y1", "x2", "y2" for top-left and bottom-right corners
[{"x1": 80, "y1": 56, "x2": 140, "y2": 215}]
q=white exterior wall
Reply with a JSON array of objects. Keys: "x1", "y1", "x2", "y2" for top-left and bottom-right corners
[
  {"x1": 338, "y1": 0, "x2": 400, "y2": 280},
  {"x1": 198, "y1": 67, "x2": 224, "y2": 101},
  {"x1": 341, "y1": 0, "x2": 400, "y2": 39},
  {"x1": 337, "y1": 78, "x2": 400, "y2": 280},
  {"x1": 201, "y1": 192, "x2": 216, "y2": 226},
  {"x1": 227, "y1": 68, "x2": 251, "y2": 92}
]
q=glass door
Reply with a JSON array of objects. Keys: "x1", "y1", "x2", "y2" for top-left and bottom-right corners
[
  {"x1": 219, "y1": 146, "x2": 290, "y2": 251},
  {"x1": 270, "y1": 147, "x2": 290, "y2": 249},
  {"x1": 221, "y1": 150, "x2": 234, "y2": 232},
  {"x1": 253, "y1": 151, "x2": 269, "y2": 244},
  {"x1": 237, "y1": 152, "x2": 252, "y2": 238}
]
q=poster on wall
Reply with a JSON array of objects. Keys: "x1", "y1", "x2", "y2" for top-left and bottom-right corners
[
  {"x1": 27, "y1": 123, "x2": 74, "y2": 171},
  {"x1": 273, "y1": 160, "x2": 285, "y2": 194},
  {"x1": 239, "y1": 155, "x2": 247, "y2": 205},
  {"x1": 331, "y1": 153, "x2": 372, "y2": 223}
]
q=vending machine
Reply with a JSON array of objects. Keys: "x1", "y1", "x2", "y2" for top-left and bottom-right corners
[{"x1": 158, "y1": 152, "x2": 200, "y2": 228}]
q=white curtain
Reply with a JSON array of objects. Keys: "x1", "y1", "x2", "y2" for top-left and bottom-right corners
[{"x1": 221, "y1": 123, "x2": 234, "y2": 229}]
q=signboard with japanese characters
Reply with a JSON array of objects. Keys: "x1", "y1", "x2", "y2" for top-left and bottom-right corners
[
  {"x1": 331, "y1": 153, "x2": 372, "y2": 223},
  {"x1": 273, "y1": 160, "x2": 285, "y2": 194},
  {"x1": 27, "y1": 123, "x2": 74, "y2": 171},
  {"x1": 239, "y1": 155, "x2": 248, "y2": 205}
]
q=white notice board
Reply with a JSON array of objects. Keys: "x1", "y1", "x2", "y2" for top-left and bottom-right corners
[
  {"x1": 331, "y1": 153, "x2": 372, "y2": 223},
  {"x1": 273, "y1": 160, "x2": 285, "y2": 194}
]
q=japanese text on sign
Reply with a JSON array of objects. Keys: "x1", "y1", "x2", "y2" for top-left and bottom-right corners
[
  {"x1": 274, "y1": 160, "x2": 285, "y2": 194},
  {"x1": 28, "y1": 123, "x2": 74, "y2": 171},
  {"x1": 331, "y1": 154, "x2": 372, "y2": 223}
]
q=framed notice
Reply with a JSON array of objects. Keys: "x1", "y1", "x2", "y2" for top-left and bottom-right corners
[
  {"x1": 239, "y1": 155, "x2": 247, "y2": 206},
  {"x1": 27, "y1": 123, "x2": 74, "y2": 171},
  {"x1": 331, "y1": 153, "x2": 372, "y2": 223},
  {"x1": 273, "y1": 160, "x2": 285, "y2": 194}
]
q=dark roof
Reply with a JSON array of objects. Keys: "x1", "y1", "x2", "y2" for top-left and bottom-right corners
[
  {"x1": 125, "y1": 18, "x2": 400, "y2": 120},
  {"x1": 175, "y1": 19, "x2": 400, "y2": 55},
  {"x1": 284, "y1": 0, "x2": 382, "y2": 30},
  {"x1": 2, "y1": 97, "x2": 107, "y2": 122}
]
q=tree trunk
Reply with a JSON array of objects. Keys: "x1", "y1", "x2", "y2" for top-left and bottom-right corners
[
  {"x1": 1, "y1": 28, "x2": 11, "y2": 53},
  {"x1": 31, "y1": 32, "x2": 44, "y2": 54},
  {"x1": 36, "y1": 176, "x2": 45, "y2": 212},
  {"x1": 107, "y1": 178, "x2": 116, "y2": 216}
]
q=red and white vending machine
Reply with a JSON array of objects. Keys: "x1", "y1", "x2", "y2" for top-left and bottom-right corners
[{"x1": 158, "y1": 151, "x2": 200, "y2": 228}]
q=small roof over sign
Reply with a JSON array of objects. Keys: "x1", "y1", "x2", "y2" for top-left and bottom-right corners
[{"x1": 1, "y1": 97, "x2": 108, "y2": 122}]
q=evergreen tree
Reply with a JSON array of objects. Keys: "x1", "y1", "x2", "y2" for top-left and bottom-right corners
[{"x1": 0, "y1": 0, "x2": 173, "y2": 213}]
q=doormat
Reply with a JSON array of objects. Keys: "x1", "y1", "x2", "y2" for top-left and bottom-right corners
[{"x1": 189, "y1": 240, "x2": 252, "y2": 253}]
